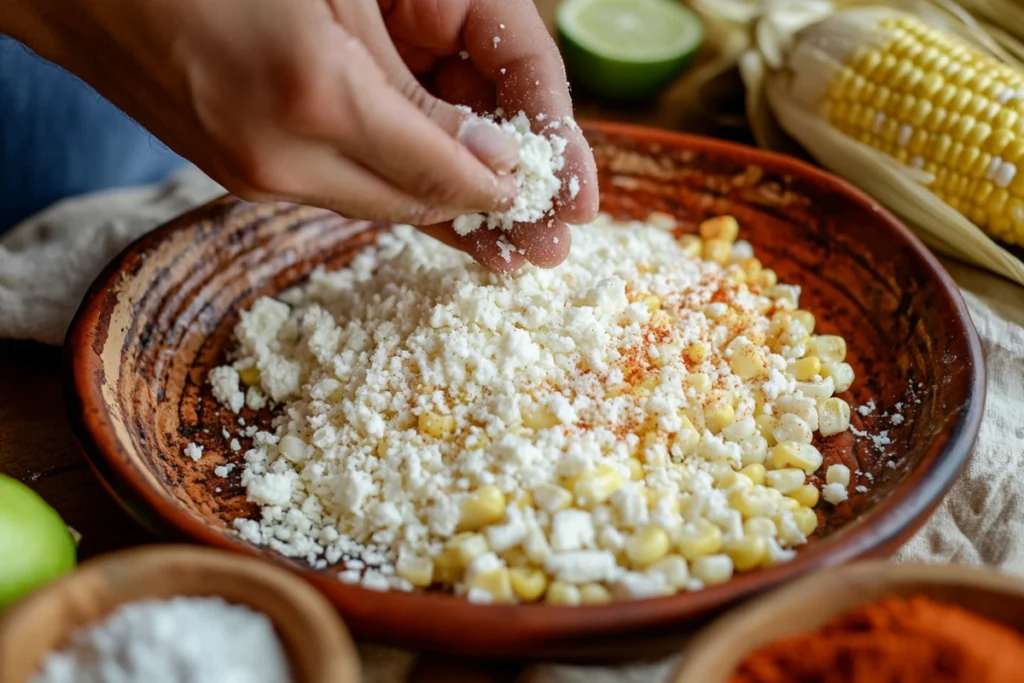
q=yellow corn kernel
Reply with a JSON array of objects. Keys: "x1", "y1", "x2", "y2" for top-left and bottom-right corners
[
  {"x1": 730, "y1": 343, "x2": 767, "y2": 381},
  {"x1": 575, "y1": 466, "x2": 623, "y2": 507},
  {"x1": 792, "y1": 506, "x2": 820, "y2": 537},
  {"x1": 431, "y1": 547, "x2": 463, "y2": 584},
  {"x1": 238, "y1": 366, "x2": 261, "y2": 386},
  {"x1": 740, "y1": 464, "x2": 767, "y2": 486},
  {"x1": 741, "y1": 257, "x2": 763, "y2": 280},
  {"x1": 729, "y1": 487, "x2": 779, "y2": 519},
  {"x1": 679, "y1": 520, "x2": 723, "y2": 560},
  {"x1": 545, "y1": 580, "x2": 581, "y2": 606},
  {"x1": 643, "y1": 295, "x2": 662, "y2": 314},
  {"x1": 459, "y1": 486, "x2": 505, "y2": 531},
  {"x1": 699, "y1": 215, "x2": 740, "y2": 243},
  {"x1": 755, "y1": 414, "x2": 778, "y2": 446},
  {"x1": 819, "y1": 397, "x2": 852, "y2": 436},
  {"x1": 717, "y1": 471, "x2": 754, "y2": 491},
  {"x1": 792, "y1": 310, "x2": 816, "y2": 335},
  {"x1": 765, "y1": 468, "x2": 806, "y2": 494},
  {"x1": 500, "y1": 547, "x2": 530, "y2": 568},
  {"x1": 691, "y1": 554, "x2": 734, "y2": 585},
  {"x1": 744, "y1": 517, "x2": 778, "y2": 537},
  {"x1": 522, "y1": 405, "x2": 559, "y2": 431},
  {"x1": 827, "y1": 464, "x2": 852, "y2": 487},
  {"x1": 672, "y1": 417, "x2": 701, "y2": 455},
  {"x1": 686, "y1": 341, "x2": 708, "y2": 364},
  {"x1": 468, "y1": 568, "x2": 514, "y2": 604},
  {"x1": 771, "y1": 442, "x2": 824, "y2": 473},
  {"x1": 789, "y1": 484, "x2": 821, "y2": 508},
  {"x1": 679, "y1": 234, "x2": 703, "y2": 258},
  {"x1": 687, "y1": 372, "x2": 712, "y2": 394},
  {"x1": 626, "y1": 526, "x2": 671, "y2": 569},
  {"x1": 789, "y1": 356, "x2": 822, "y2": 382},
  {"x1": 757, "y1": 269, "x2": 779, "y2": 288},
  {"x1": 703, "y1": 238, "x2": 732, "y2": 265},
  {"x1": 821, "y1": 361, "x2": 855, "y2": 393},
  {"x1": 705, "y1": 401, "x2": 735, "y2": 434},
  {"x1": 808, "y1": 335, "x2": 848, "y2": 363},
  {"x1": 396, "y1": 554, "x2": 434, "y2": 588},
  {"x1": 447, "y1": 533, "x2": 489, "y2": 566},
  {"x1": 533, "y1": 482, "x2": 572, "y2": 512},
  {"x1": 724, "y1": 534, "x2": 769, "y2": 572},
  {"x1": 579, "y1": 583, "x2": 613, "y2": 605},
  {"x1": 509, "y1": 567, "x2": 548, "y2": 602},
  {"x1": 418, "y1": 412, "x2": 456, "y2": 438},
  {"x1": 626, "y1": 458, "x2": 644, "y2": 481}
]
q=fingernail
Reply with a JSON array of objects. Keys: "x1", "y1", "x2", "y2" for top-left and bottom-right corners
[{"x1": 458, "y1": 118, "x2": 520, "y2": 174}]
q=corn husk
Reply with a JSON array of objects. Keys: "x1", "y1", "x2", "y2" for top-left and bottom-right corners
[{"x1": 690, "y1": 0, "x2": 1024, "y2": 286}]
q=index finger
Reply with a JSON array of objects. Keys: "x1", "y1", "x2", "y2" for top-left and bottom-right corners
[{"x1": 460, "y1": 0, "x2": 600, "y2": 227}]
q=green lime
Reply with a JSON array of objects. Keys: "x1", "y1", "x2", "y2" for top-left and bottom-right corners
[
  {"x1": 557, "y1": 0, "x2": 704, "y2": 101},
  {"x1": 0, "y1": 474, "x2": 77, "y2": 610}
]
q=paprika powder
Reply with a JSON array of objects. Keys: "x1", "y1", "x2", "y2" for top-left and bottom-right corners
[{"x1": 730, "y1": 595, "x2": 1024, "y2": 683}]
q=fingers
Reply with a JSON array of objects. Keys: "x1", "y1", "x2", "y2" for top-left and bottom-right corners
[
  {"x1": 504, "y1": 218, "x2": 572, "y2": 268},
  {"x1": 417, "y1": 223, "x2": 527, "y2": 274}
]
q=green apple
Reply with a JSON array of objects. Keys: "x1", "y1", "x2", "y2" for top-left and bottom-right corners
[{"x1": 0, "y1": 474, "x2": 77, "y2": 610}]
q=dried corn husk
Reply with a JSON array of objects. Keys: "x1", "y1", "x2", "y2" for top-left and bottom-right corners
[{"x1": 690, "y1": 0, "x2": 1024, "y2": 286}]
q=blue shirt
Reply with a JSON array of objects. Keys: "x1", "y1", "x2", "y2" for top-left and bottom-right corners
[{"x1": 0, "y1": 37, "x2": 186, "y2": 232}]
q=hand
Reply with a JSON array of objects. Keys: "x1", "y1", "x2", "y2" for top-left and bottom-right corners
[{"x1": 5, "y1": 0, "x2": 598, "y2": 272}]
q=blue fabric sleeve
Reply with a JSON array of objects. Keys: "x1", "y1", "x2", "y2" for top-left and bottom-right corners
[{"x1": 0, "y1": 36, "x2": 186, "y2": 232}]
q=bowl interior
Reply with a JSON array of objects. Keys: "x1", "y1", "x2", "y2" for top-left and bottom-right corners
[
  {"x1": 673, "y1": 562, "x2": 1024, "y2": 682},
  {"x1": 0, "y1": 546, "x2": 358, "y2": 683},
  {"x1": 64, "y1": 123, "x2": 984, "y2": 657}
]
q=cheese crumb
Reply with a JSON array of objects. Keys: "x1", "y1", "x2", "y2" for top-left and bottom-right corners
[{"x1": 184, "y1": 442, "x2": 204, "y2": 463}]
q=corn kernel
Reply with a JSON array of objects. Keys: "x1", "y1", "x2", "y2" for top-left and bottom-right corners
[
  {"x1": 686, "y1": 341, "x2": 708, "y2": 364},
  {"x1": 432, "y1": 547, "x2": 463, "y2": 584},
  {"x1": 744, "y1": 517, "x2": 778, "y2": 537},
  {"x1": 818, "y1": 397, "x2": 852, "y2": 436},
  {"x1": 546, "y1": 580, "x2": 581, "y2": 606},
  {"x1": 672, "y1": 417, "x2": 701, "y2": 454},
  {"x1": 687, "y1": 372, "x2": 712, "y2": 394},
  {"x1": 459, "y1": 486, "x2": 506, "y2": 531},
  {"x1": 468, "y1": 568, "x2": 514, "y2": 603},
  {"x1": 729, "y1": 487, "x2": 778, "y2": 519},
  {"x1": 238, "y1": 366, "x2": 261, "y2": 386},
  {"x1": 792, "y1": 506, "x2": 819, "y2": 536},
  {"x1": 772, "y1": 413, "x2": 813, "y2": 445},
  {"x1": 396, "y1": 553, "x2": 434, "y2": 588},
  {"x1": 765, "y1": 468, "x2": 805, "y2": 494},
  {"x1": 522, "y1": 405, "x2": 560, "y2": 431},
  {"x1": 679, "y1": 234, "x2": 703, "y2": 258},
  {"x1": 626, "y1": 458, "x2": 644, "y2": 481},
  {"x1": 809, "y1": 335, "x2": 847, "y2": 363},
  {"x1": 579, "y1": 583, "x2": 613, "y2": 605},
  {"x1": 575, "y1": 466, "x2": 623, "y2": 507},
  {"x1": 826, "y1": 464, "x2": 852, "y2": 487},
  {"x1": 626, "y1": 526, "x2": 671, "y2": 568},
  {"x1": 757, "y1": 269, "x2": 778, "y2": 288},
  {"x1": 679, "y1": 520, "x2": 723, "y2": 560},
  {"x1": 501, "y1": 547, "x2": 529, "y2": 568},
  {"x1": 643, "y1": 295, "x2": 662, "y2": 314},
  {"x1": 717, "y1": 471, "x2": 754, "y2": 491},
  {"x1": 789, "y1": 484, "x2": 820, "y2": 508},
  {"x1": 787, "y1": 356, "x2": 821, "y2": 382},
  {"x1": 755, "y1": 414, "x2": 778, "y2": 446},
  {"x1": 704, "y1": 238, "x2": 732, "y2": 264},
  {"x1": 740, "y1": 464, "x2": 767, "y2": 486},
  {"x1": 724, "y1": 534, "x2": 769, "y2": 572},
  {"x1": 704, "y1": 401, "x2": 735, "y2": 434},
  {"x1": 821, "y1": 361, "x2": 855, "y2": 393},
  {"x1": 448, "y1": 533, "x2": 489, "y2": 566},
  {"x1": 730, "y1": 343, "x2": 767, "y2": 380},
  {"x1": 533, "y1": 482, "x2": 572, "y2": 512},
  {"x1": 418, "y1": 412, "x2": 456, "y2": 438},
  {"x1": 691, "y1": 554, "x2": 734, "y2": 585},
  {"x1": 699, "y1": 215, "x2": 740, "y2": 243},
  {"x1": 771, "y1": 441, "x2": 823, "y2": 472},
  {"x1": 509, "y1": 567, "x2": 548, "y2": 602}
]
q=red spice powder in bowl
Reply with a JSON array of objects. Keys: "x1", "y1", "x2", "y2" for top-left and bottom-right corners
[{"x1": 731, "y1": 596, "x2": 1024, "y2": 683}]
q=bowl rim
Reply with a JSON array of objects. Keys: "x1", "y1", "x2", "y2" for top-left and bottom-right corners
[
  {"x1": 62, "y1": 121, "x2": 987, "y2": 655},
  {"x1": 671, "y1": 560, "x2": 1024, "y2": 682}
]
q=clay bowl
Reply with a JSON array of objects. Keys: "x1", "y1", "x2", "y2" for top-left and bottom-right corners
[
  {"x1": 673, "y1": 561, "x2": 1024, "y2": 682},
  {"x1": 0, "y1": 545, "x2": 359, "y2": 683},
  {"x1": 64, "y1": 122, "x2": 985, "y2": 659}
]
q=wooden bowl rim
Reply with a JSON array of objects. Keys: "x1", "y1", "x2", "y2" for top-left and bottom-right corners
[
  {"x1": 0, "y1": 545, "x2": 358, "y2": 682},
  {"x1": 62, "y1": 122, "x2": 987, "y2": 651},
  {"x1": 672, "y1": 561, "x2": 1024, "y2": 682}
]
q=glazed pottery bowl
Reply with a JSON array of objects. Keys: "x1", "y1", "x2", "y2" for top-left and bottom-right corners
[
  {"x1": 64, "y1": 122, "x2": 985, "y2": 658},
  {"x1": 0, "y1": 545, "x2": 358, "y2": 682}
]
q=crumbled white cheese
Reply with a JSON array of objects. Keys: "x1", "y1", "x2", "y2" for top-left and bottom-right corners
[
  {"x1": 821, "y1": 482, "x2": 849, "y2": 505},
  {"x1": 183, "y1": 442, "x2": 204, "y2": 463},
  {"x1": 453, "y1": 111, "x2": 567, "y2": 235},
  {"x1": 29, "y1": 597, "x2": 293, "y2": 683},
  {"x1": 209, "y1": 366, "x2": 244, "y2": 413}
]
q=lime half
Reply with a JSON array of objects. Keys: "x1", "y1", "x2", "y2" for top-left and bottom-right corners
[
  {"x1": 557, "y1": 0, "x2": 704, "y2": 101},
  {"x1": 0, "y1": 474, "x2": 77, "y2": 610}
]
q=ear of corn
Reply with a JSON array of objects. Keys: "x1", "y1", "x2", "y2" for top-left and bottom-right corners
[{"x1": 691, "y1": 0, "x2": 1024, "y2": 287}]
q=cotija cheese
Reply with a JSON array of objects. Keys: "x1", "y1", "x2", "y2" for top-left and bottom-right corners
[{"x1": 209, "y1": 213, "x2": 859, "y2": 604}]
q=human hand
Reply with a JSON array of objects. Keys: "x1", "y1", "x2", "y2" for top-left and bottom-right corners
[{"x1": 5, "y1": 0, "x2": 597, "y2": 272}]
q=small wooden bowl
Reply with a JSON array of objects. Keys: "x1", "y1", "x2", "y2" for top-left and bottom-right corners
[
  {"x1": 64, "y1": 123, "x2": 986, "y2": 658},
  {"x1": 0, "y1": 545, "x2": 359, "y2": 683},
  {"x1": 673, "y1": 562, "x2": 1024, "y2": 682}
]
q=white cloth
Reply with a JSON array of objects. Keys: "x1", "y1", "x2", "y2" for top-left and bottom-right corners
[{"x1": 3, "y1": 167, "x2": 1022, "y2": 681}]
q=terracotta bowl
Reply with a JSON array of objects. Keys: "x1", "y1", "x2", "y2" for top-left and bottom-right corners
[
  {"x1": 63, "y1": 123, "x2": 985, "y2": 659},
  {"x1": 0, "y1": 545, "x2": 359, "y2": 683},
  {"x1": 673, "y1": 561, "x2": 1024, "y2": 682}
]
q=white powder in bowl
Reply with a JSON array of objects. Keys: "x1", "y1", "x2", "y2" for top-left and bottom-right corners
[{"x1": 30, "y1": 596, "x2": 294, "y2": 683}]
